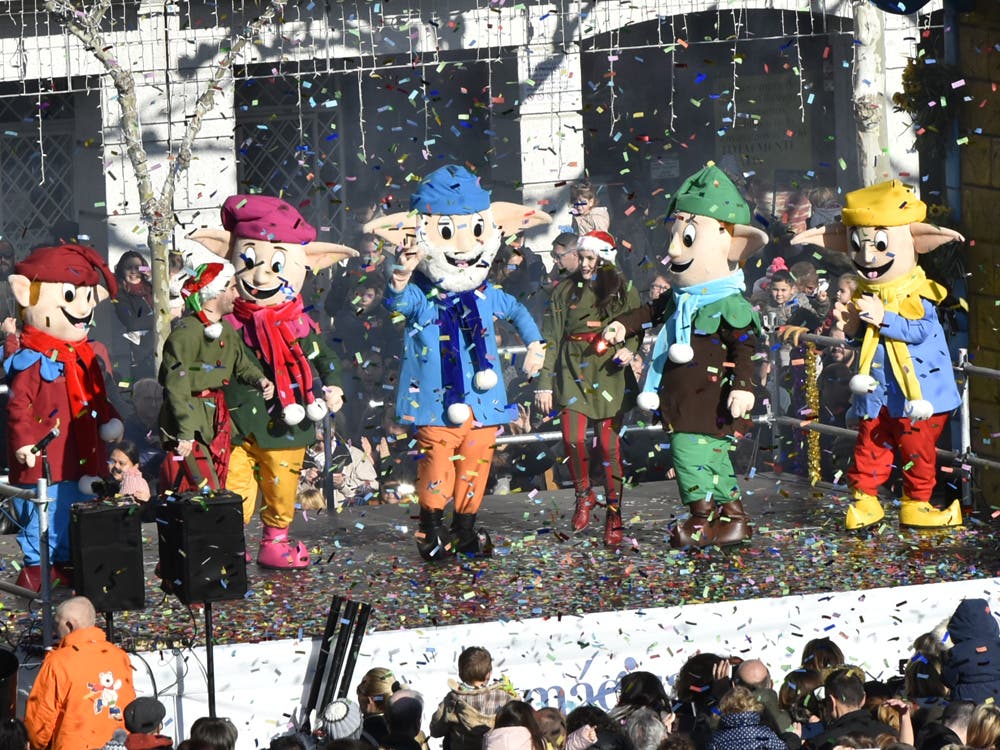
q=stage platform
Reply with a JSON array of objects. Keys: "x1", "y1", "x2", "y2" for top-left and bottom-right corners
[{"x1": 0, "y1": 472, "x2": 996, "y2": 650}]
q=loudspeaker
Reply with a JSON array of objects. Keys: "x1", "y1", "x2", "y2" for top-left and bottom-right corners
[
  {"x1": 156, "y1": 492, "x2": 247, "y2": 605},
  {"x1": 70, "y1": 502, "x2": 145, "y2": 612}
]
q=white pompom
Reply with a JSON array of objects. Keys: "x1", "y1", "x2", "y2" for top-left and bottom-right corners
[
  {"x1": 473, "y1": 369, "x2": 498, "y2": 391},
  {"x1": 849, "y1": 374, "x2": 878, "y2": 395},
  {"x1": 637, "y1": 391, "x2": 660, "y2": 412},
  {"x1": 204, "y1": 322, "x2": 223, "y2": 340},
  {"x1": 282, "y1": 403, "x2": 306, "y2": 426},
  {"x1": 78, "y1": 475, "x2": 101, "y2": 496},
  {"x1": 904, "y1": 399, "x2": 934, "y2": 422},
  {"x1": 99, "y1": 418, "x2": 124, "y2": 442},
  {"x1": 306, "y1": 400, "x2": 329, "y2": 422},
  {"x1": 668, "y1": 342, "x2": 694, "y2": 364},
  {"x1": 447, "y1": 402, "x2": 472, "y2": 425}
]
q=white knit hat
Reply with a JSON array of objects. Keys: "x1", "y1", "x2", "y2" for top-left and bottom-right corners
[
  {"x1": 319, "y1": 698, "x2": 362, "y2": 740},
  {"x1": 577, "y1": 230, "x2": 617, "y2": 264}
]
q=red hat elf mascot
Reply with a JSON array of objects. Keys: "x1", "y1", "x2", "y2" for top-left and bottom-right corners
[
  {"x1": 364, "y1": 164, "x2": 550, "y2": 561},
  {"x1": 4, "y1": 244, "x2": 123, "y2": 590},
  {"x1": 603, "y1": 164, "x2": 767, "y2": 548},
  {"x1": 189, "y1": 195, "x2": 357, "y2": 569},
  {"x1": 792, "y1": 180, "x2": 964, "y2": 530}
]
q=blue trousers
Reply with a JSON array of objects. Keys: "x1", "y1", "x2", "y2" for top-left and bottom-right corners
[{"x1": 13, "y1": 481, "x2": 90, "y2": 566}]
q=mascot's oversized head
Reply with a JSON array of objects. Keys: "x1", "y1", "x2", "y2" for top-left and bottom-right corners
[
  {"x1": 363, "y1": 164, "x2": 552, "y2": 293},
  {"x1": 9, "y1": 244, "x2": 117, "y2": 343},
  {"x1": 188, "y1": 195, "x2": 357, "y2": 304}
]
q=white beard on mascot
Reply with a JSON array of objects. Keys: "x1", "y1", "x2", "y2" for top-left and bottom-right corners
[{"x1": 366, "y1": 164, "x2": 550, "y2": 560}]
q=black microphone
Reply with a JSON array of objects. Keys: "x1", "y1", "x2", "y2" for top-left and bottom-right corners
[{"x1": 31, "y1": 427, "x2": 61, "y2": 455}]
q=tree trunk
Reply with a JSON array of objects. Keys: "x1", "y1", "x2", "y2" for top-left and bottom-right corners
[
  {"x1": 148, "y1": 218, "x2": 173, "y2": 373},
  {"x1": 853, "y1": 0, "x2": 885, "y2": 187}
]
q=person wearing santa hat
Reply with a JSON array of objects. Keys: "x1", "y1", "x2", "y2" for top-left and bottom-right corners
[
  {"x1": 158, "y1": 259, "x2": 274, "y2": 492},
  {"x1": 3, "y1": 244, "x2": 124, "y2": 591},
  {"x1": 534, "y1": 230, "x2": 642, "y2": 546}
]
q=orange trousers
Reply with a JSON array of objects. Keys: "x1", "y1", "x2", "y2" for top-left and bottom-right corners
[{"x1": 415, "y1": 419, "x2": 497, "y2": 513}]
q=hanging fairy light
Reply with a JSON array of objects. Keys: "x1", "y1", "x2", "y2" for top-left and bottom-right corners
[{"x1": 804, "y1": 342, "x2": 822, "y2": 485}]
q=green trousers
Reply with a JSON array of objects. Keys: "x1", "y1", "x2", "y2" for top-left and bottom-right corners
[{"x1": 671, "y1": 432, "x2": 742, "y2": 506}]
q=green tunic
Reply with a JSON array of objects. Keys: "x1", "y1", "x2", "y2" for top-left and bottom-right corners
[
  {"x1": 537, "y1": 279, "x2": 642, "y2": 420},
  {"x1": 158, "y1": 316, "x2": 267, "y2": 449},
  {"x1": 223, "y1": 330, "x2": 343, "y2": 450}
]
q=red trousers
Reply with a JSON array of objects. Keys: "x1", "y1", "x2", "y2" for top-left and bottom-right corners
[
  {"x1": 560, "y1": 409, "x2": 623, "y2": 501},
  {"x1": 415, "y1": 418, "x2": 496, "y2": 513},
  {"x1": 848, "y1": 407, "x2": 948, "y2": 501}
]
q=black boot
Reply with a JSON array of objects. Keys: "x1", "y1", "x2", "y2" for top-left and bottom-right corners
[
  {"x1": 452, "y1": 512, "x2": 493, "y2": 557},
  {"x1": 417, "y1": 508, "x2": 453, "y2": 561}
]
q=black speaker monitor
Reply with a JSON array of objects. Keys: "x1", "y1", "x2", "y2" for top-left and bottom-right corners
[{"x1": 70, "y1": 502, "x2": 145, "y2": 612}]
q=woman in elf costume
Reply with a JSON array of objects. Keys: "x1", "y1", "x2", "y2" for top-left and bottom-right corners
[
  {"x1": 791, "y1": 180, "x2": 964, "y2": 530},
  {"x1": 534, "y1": 230, "x2": 642, "y2": 546},
  {"x1": 604, "y1": 165, "x2": 767, "y2": 548}
]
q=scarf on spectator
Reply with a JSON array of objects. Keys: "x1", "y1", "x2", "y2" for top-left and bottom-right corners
[
  {"x1": 856, "y1": 265, "x2": 947, "y2": 404},
  {"x1": 232, "y1": 296, "x2": 319, "y2": 411},
  {"x1": 19, "y1": 326, "x2": 103, "y2": 419}
]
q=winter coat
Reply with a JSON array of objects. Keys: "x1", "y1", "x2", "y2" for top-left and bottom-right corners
[
  {"x1": 941, "y1": 598, "x2": 1000, "y2": 703},
  {"x1": 430, "y1": 680, "x2": 514, "y2": 750},
  {"x1": 805, "y1": 708, "x2": 895, "y2": 750},
  {"x1": 708, "y1": 711, "x2": 787, "y2": 750}
]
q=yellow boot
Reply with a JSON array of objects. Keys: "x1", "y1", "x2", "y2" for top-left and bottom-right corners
[
  {"x1": 845, "y1": 492, "x2": 885, "y2": 530},
  {"x1": 899, "y1": 497, "x2": 963, "y2": 528}
]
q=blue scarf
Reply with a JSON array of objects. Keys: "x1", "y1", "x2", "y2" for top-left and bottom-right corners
[
  {"x1": 643, "y1": 269, "x2": 746, "y2": 396},
  {"x1": 437, "y1": 287, "x2": 493, "y2": 413}
]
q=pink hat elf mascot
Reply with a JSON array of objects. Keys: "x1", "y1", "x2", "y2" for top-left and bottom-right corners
[
  {"x1": 4, "y1": 244, "x2": 123, "y2": 590},
  {"x1": 792, "y1": 180, "x2": 964, "y2": 530},
  {"x1": 365, "y1": 164, "x2": 550, "y2": 560},
  {"x1": 189, "y1": 195, "x2": 357, "y2": 569}
]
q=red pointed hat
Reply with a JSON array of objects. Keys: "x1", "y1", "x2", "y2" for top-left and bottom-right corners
[
  {"x1": 221, "y1": 195, "x2": 317, "y2": 244},
  {"x1": 577, "y1": 230, "x2": 617, "y2": 264},
  {"x1": 14, "y1": 243, "x2": 117, "y2": 296}
]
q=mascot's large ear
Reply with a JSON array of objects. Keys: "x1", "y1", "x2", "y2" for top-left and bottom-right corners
[
  {"x1": 729, "y1": 225, "x2": 769, "y2": 262},
  {"x1": 490, "y1": 202, "x2": 553, "y2": 235},
  {"x1": 8, "y1": 274, "x2": 30, "y2": 308},
  {"x1": 364, "y1": 212, "x2": 418, "y2": 247},
  {"x1": 95, "y1": 285, "x2": 111, "y2": 304},
  {"x1": 791, "y1": 224, "x2": 850, "y2": 254},
  {"x1": 911, "y1": 223, "x2": 965, "y2": 255},
  {"x1": 303, "y1": 243, "x2": 360, "y2": 271},
  {"x1": 187, "y1": 229, "x2": 232, "y2": 258}
]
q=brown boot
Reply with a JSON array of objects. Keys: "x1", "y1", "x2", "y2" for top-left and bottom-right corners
[
  {"x1": 711, "y1": 500, "x2": 752, "y2": 546},
  {"x1": 670, "y1": 500, "x2": 715, "y2": 548},
  {"x1": 604, "y1": 499, "x2": 623, "y2": 546},
  {"x1": 572, "y1": 489, "x2": 598, "y2": 532}
]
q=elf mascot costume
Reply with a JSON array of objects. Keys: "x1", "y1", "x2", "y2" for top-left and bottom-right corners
[
  {"x1": 190, "y1": 195, "x2": 357, "y2": 569},
  {"x1": 4, "y1": 244, "x2": 123, "y2": 590},
  {"x1": 365, "y1": 164, "x2": 549, "y2": 560},
  {"x1": 604, "y1": 164, "x2": 767, "y2": 548},
  {"x1": 792, "y1": 180, "x2": 964, "y2": 530}
]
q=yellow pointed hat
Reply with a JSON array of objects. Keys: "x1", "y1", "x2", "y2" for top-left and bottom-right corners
[{"x1": 840, "y1": 180, "x2": 927, "y2": 227}]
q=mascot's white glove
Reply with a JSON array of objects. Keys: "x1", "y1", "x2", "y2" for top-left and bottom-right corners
[
  {"x1": 14, "y1": 446, "x2": 36, "y2": 469},
  {"x1": 727, "y1": 389, "x2": 755, "y2": 420},
  {"x1": 324, "y1": 385, "x2": 345, "y2": 414},
  {"x1": 602, "y1": 321, "x2": 627, "y2": 345},
  {"x1": 522, "y1": 341, "x2": 546, "y2": 379}
]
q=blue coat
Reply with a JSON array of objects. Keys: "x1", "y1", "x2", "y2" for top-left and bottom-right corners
[
  {"x1": 941, "y1": 598, "x2": 1000, "y2": 704},
  {"x1": 385, "y1": 275, "x2": 542, "y2": 427},
  {"x1": 854, "y1": 298, "x2": 960, "y2": 419}
]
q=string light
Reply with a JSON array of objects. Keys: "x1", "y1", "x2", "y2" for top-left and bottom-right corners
[{"x1": 804, "y1": 343, "x2": 822, "y2": 485}]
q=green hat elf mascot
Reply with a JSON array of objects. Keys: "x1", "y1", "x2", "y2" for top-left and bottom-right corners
[
  {"x1": 365, "y1": 164, "x2": 550, "y2": 560},
  {"x1": 189, "y1": 195, "x2": 357, "y2": 569},
  {"x1": 4, "y1": 244, "x2": 124, "y2": 590},
  {"x1": 792, "y1": 180, "x2": 964, "y2": 530},
  {"x1": 603, "y1": 164, "x2": 767, "y2": 548}
]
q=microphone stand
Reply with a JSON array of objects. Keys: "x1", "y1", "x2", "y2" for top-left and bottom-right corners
[{"x1": 38, "y1": 450, "x2": 52, "y2": 648}]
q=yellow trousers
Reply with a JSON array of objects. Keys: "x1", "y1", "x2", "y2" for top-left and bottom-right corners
[{"x1": 226, "y1": 438, "x2": 305, "y2": 528}]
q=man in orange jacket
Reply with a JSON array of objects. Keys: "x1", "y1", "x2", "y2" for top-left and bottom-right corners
[{"x1": 25, "y1": 596, "x2": 136, "y2": 750}]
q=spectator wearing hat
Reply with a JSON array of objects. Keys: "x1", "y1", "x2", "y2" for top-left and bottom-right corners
[
  {"x1": 123, "y1": 697, "x2": 172, "y2": 749},
  {"x1": 535, "y1": 229, "x2": 641, "y2": 546},
  {"x1": 381, "y1": 690, "x2": 426, "y2": 750},
  {"x1": 158, "y1": 258, "x2": 273, "y2": 493},
  {"x1": 319, "y1": 699, "x2": 364, "y2": 743},
  {"x1": 941, "y1": 598, "x2": 1000, "y2": 704}
]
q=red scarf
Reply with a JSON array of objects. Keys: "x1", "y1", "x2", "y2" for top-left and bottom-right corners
[
  {"x1": 122, "y1": 279, "x2": 154, "y2": 310},
  {"x1": 231, "y1": 296, "x2": 319, "y2": 411},
  {"x1": 19, "y1": 326, "x2": 104, "y2": 419}
]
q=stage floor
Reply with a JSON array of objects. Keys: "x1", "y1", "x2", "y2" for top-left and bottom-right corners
[{"x1": 1, "y1": 473, "x2": 997, "y2": 650}]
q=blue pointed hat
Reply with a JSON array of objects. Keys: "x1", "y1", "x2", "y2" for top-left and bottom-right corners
[{"x1": 410, "y1": 165, "x2": 491, "y2": 214}]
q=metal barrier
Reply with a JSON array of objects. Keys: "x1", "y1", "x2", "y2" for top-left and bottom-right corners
[{"x1": 0, "y1": 479, "x2": 52, "y2": 645}]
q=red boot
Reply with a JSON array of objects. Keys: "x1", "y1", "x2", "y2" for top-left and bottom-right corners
[
  {"x1": 258, "y1": 526, "x2": 311, "y2": 569},
  {"x1": 604, "y1": 500, "x2": 624, "y2": 546},
  {"x1": 572, "y1": 489, "x2": 598, "y2": 532},
  {"x1": 15, "y1": 565, "x2": 42, "y2": 593}
]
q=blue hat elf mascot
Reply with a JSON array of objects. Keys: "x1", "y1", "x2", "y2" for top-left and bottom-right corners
[
  {"x1": 365, "y1": 165, "x2": 551, "y2": 560},
  {"x1": 603, "y1": 164, "x2": 768, "y2": 548},
  {"x1": 792, "y1": 180, "x2": 964, "y2": 531}
]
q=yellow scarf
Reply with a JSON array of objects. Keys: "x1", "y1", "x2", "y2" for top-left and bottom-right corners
[{"x1": 856, "y1": 265, "x2": 948, "y2": 402}]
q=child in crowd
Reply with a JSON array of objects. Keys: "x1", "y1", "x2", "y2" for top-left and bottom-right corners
[
  {"x1": 819, "y1": 274, "x2": 859, "y2": 336},
  {"x1": 569, "y1": 181, "x2": 610, "y2": 236},
  {"x1": 789, "y1": 260, "x2": 831, "y2": 321},
  {"x1": 430, "y1": 646, "x2": 516, "y2": 750},
  {"x1": 123, "y1": 697, "x2": 173, "y2": 749}
]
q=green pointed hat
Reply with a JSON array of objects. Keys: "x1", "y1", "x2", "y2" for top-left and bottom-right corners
[{"x1": 667, "y1": 162, "x2": 751, "y2": 225}]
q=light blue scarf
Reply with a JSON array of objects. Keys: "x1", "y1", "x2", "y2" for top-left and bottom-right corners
[{"x1": 643, "y1": 269, "x2": 747, "y2": 397}]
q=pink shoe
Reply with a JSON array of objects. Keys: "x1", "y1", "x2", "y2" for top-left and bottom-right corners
[{"x1": 257, "y1": 526, "x2": 310, "y2": 570}]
